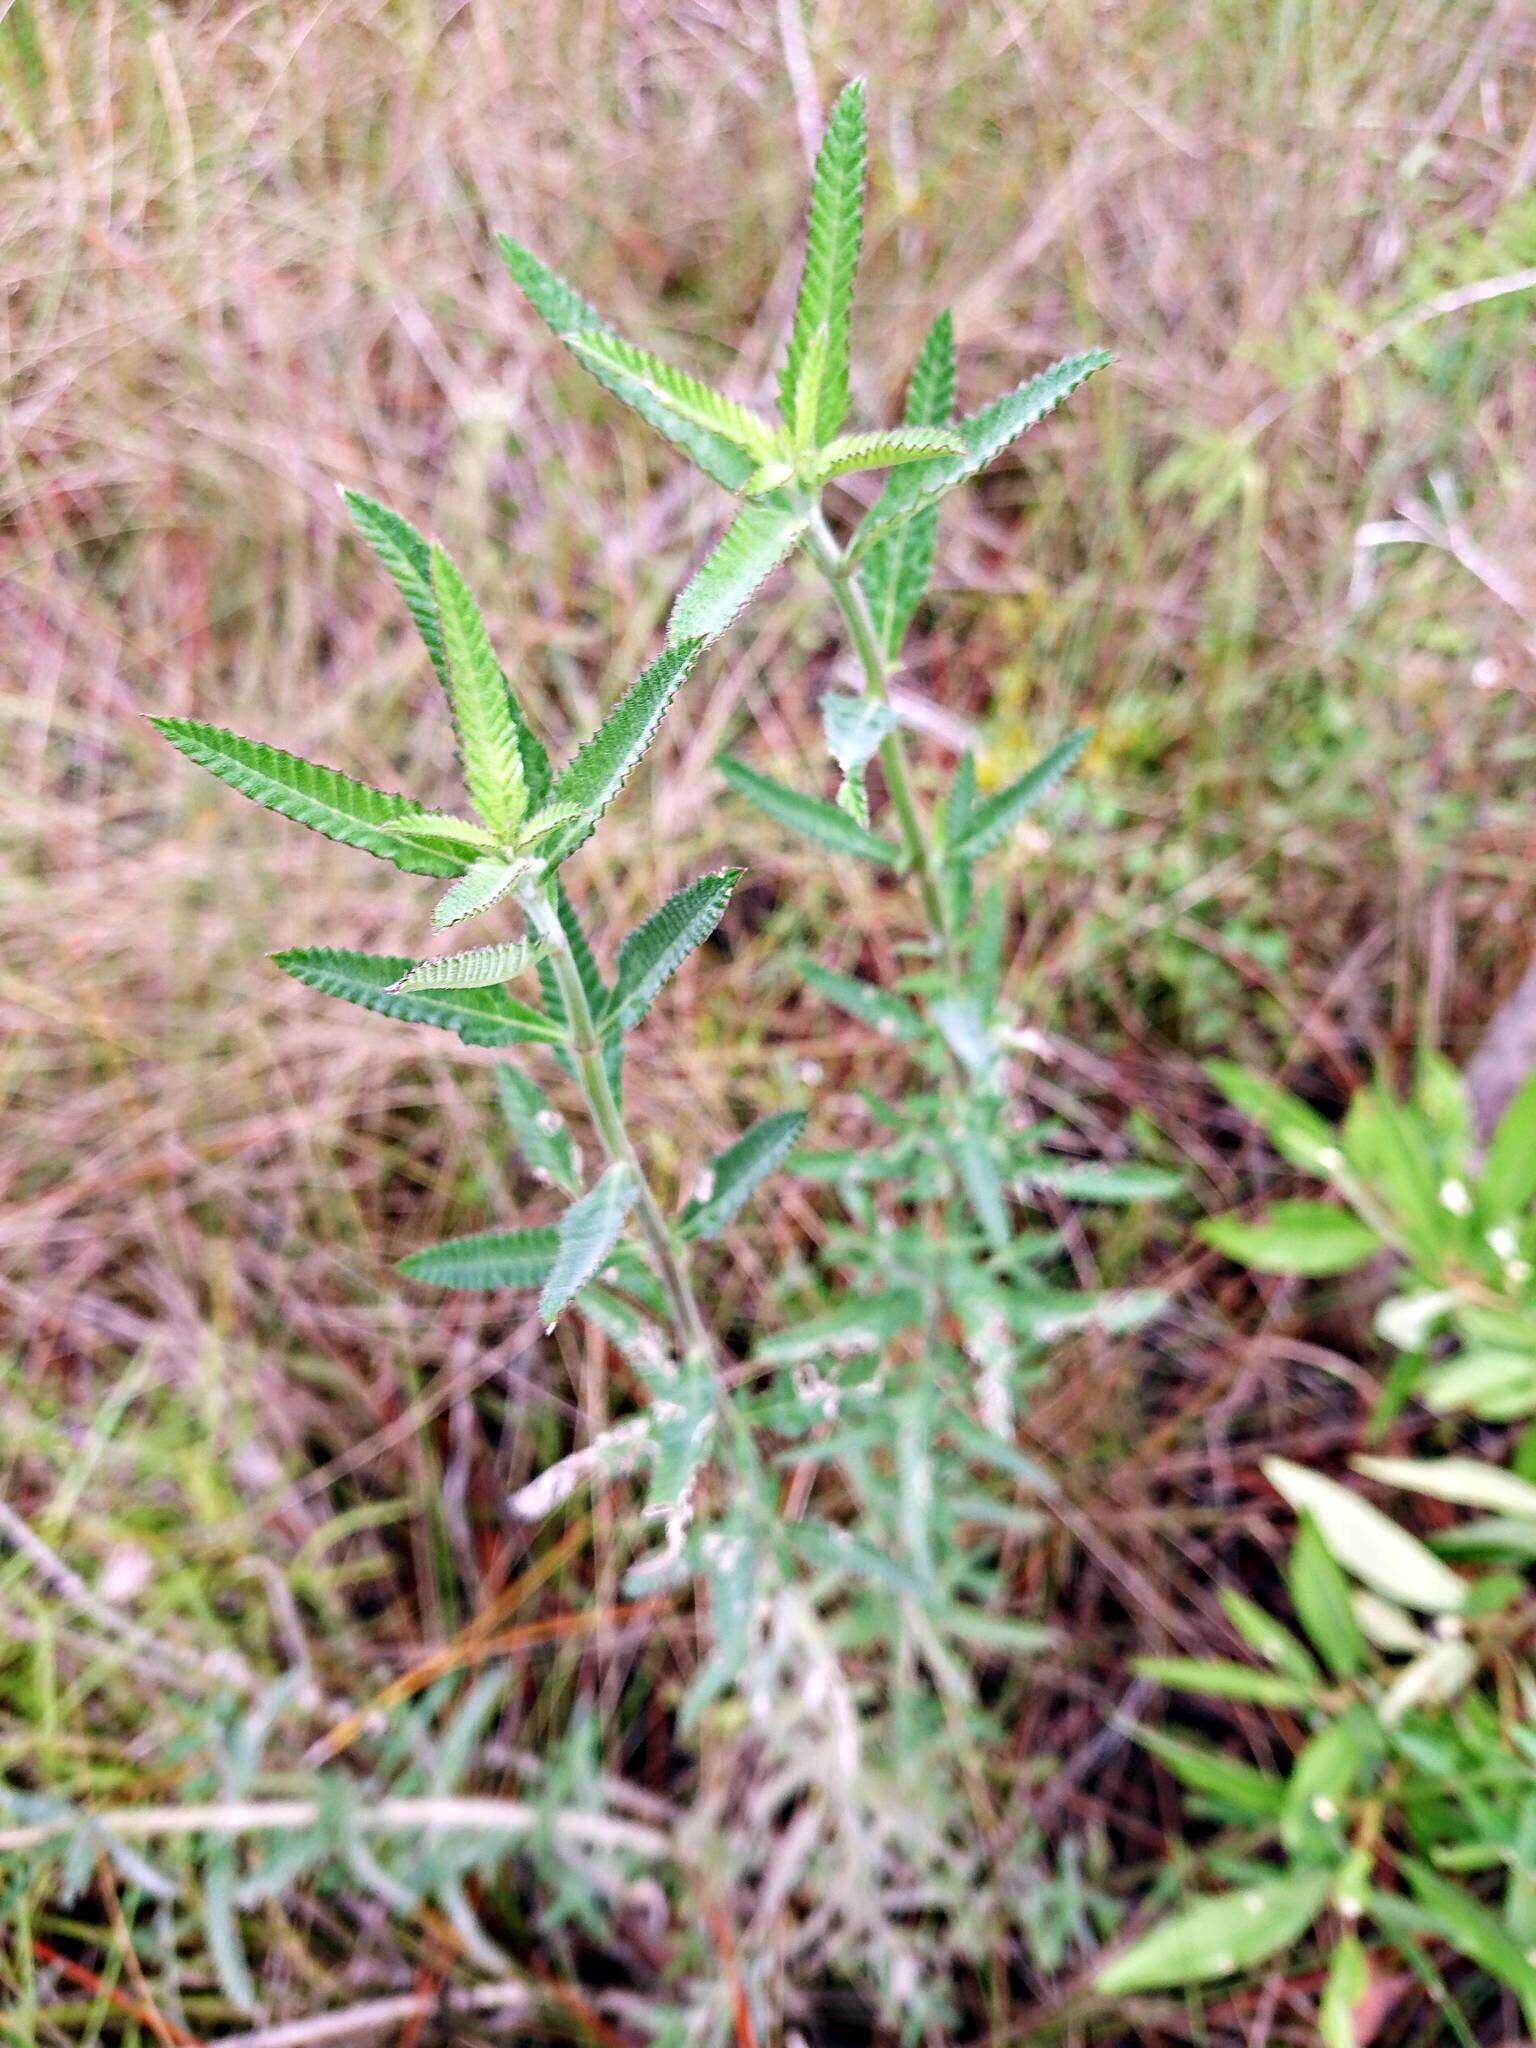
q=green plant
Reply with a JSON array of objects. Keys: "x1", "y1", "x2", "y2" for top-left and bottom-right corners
[{"x1": 135, "y1": 78, "x2": 1169, "y2": 2028}]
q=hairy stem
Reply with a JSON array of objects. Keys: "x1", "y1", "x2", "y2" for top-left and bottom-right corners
[
  {"x1": 536, "y1": 892, "x2": 715, "y2": 1369},
  {"x1": 802, "y1": 508, "x2": 962, "y2": 983}
]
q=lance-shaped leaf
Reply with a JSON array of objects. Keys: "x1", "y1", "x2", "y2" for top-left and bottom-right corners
[
  {"x1": 717, "y1": 756, "x2": 901, "y2": 865},
  {"x1": 1263, "y1": 1457, "x2": 1467, "y2": 1613},
  {"x1": 1094, "y1": 1871, "x2": 1331, "y2": 1997},
  {"x1": 802, "y1": 962, "x2": 922, "y2": 1043},
  {"x1": 150, "y1": 719, "x2": 466, "y2": 878},
  {"x1": 860, "y1": 310, "x2": 957, "y2": 658},
  {"x1": 1201, "y1": 1201, "x2": 1380, "y2": 1277},
  {"x1": 755, "y1": 1288, "x2": 923, "y2": 1365},
  {"x1": 274, "y1": 947, "x2": 561, "y2": 1047},
  {"x1": 1401, "y1": 1860, "x2": 1536, "y2": 2033},
  {"x1": 1352, "y1": 1454, "x2": 1536, "y2": 1519},
  {"x1": 342, "y1": 491, "x2": 551, "y2": 803},
  {"x1": 605, "y1": 869, "x2": 742, "y2": 1034},
  {"x1": 498, "y1": 237, "x2": 757, "y2": 491},
  {"x1": 429, "y1": 545, "x2": 527, "y2": 839},
  {"x1": 779, "y1": 78, "x2": 866, "y2": 444},
  {"x1": 496, "y1": 1065, "x2": 580, "y2": 1192},
  {"x1": 536, "y1": 880, "x2": 608, "y2": 1029},
  {"x1": 380, "y1": 812, "x2": 497, "y2": 863},
  {"x1": 433, "y1": 857, "x2": 537, "y2": 930},
  {"x1": 546, "y1": 639, "x2": 703, "y2": 859},
  {"x1": 399, "y1": 1226, "x2": 560, "y2": 1291},
  {"x1": 565, "y1": 330, "x2": 779, "y2": 460},
  {"x1": 668, "y1": 501, "x2": 811, "y2": 644},
  {"x1": 679, "y1": 1110, "x2": 807, "y2": 1240},
  {"x1": 809, "y1": 425, "x2": 964, "y2": 483},
  {"x1": 849, "y1": 349, "x2": 1113, "y2": 560},
  {"x1": 947, "y1": 730, "x2": 1091, "y2": 862},
  {"x1": 541, "y1": 1164, "x2": 636, "y2": 1327},
  {"x1": 391, "y1": 936, "x2": 548, "y2": 995}
]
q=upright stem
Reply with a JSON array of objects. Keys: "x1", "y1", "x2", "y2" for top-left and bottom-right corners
[
  {"x1": 801, "y1": 510, "x2": 962, "y2": 984},
  {"x1": 534, "y1": 892, "x2": 715, "y2": 1370}
]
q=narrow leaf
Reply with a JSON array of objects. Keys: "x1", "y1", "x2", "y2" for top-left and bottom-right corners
[
  {"x1": 274, "y1": 947, "x2": 561, "y2": 1047},
  {"x1": 150, "y1": 718, "x2": 464, "y2": 878},
  {"x1": 1132, "y1": 1725, "x2": 1286, "y2": 1820},
  {"x1": 1287, "y1": 1516, "x2": 1367, "y2": 1679},
  {"x1": 379, "y1": 812, "x2": 496, "y2": 862},
  {"x1": 849, "y1": 349, "x2": 1112, "y2": 559},
  {"x1": 810, "y1": 426, "x2": 965, "y2": 482},
  {"x1": 565, "y1": 329, "x2": 778, "y2": 457},
  {"x1": 1263, "y1": 1458, "x2": 1467, "y2": 1613},
  {"x1": 717, "y1": 756, "x2": 900, "y2": 865},
  {"x1": 860, "y1": 310, "x2": 957, "y2": 658},
  {"x1": 1020, "y1": 1159, "x2": 1182, "y2": 1203},
  {"x1": 1402, "y1": 1860, "x2": 1536, "y2": 2033},
  {"x1": 1201, "y1": 1201, "x2": 1381, "y2": 1276},
  {"x1": 433, "y1": 857, "x2": 536, "y2": 929},
  {"x1": 1482, "y1": 1068, "x2": 1536, "y2": 1218},
  {"x1": 607, "y1": 869, "x2": 741, "y2": 1032},
  {"x1": 400, "y1": 1226, "x2": 559, "y2": 1291},
  {"x1": 549, "y1": 640, "x2": 703, "y2": 856},
  {"x1": 947, "y1": 730, "x2": 1091, "y2": 862},
  {"x1": 755, "y1": 1288, "x2": 923, "y2": 1364},
  {"x1": 668, "y1": 500, "x2": 810, "y2": 643},
  {"x1": 802, "y1": 962, "x2": 922, "y2": 1042},
  {"x1": 496, "y1": 1065, "x2": 580, "y2": 1192},
  {"x1": 540, "y1": 1165, "x2": 636, "y2": 1326},
  {"x1": 1353, "y1": 1454, "x2": 1536, "y2": 1520},
  {"x1": 679, "y1": 1110, "x2": 808, "y2": 1240},
  {"x1": 1094, "y1": 1872, "x2": 1330, "y2": 1997},
  {"x1": 429, "y1": 545, "x2": 527, "y2": 838},
  {"x1": 498, "y1": 237, "x2": 757, "y2": 490},
  {"x1": 779, "y1": 78, "x2": 866, "y2": 444},
  {"x1": 1206, "y1": 1059, "x2": 1346, "y2": 1177},
  {"x1": 391, "y1": 937, "x2": 547, "y2": 995},
  {"x1": 1132, "y1": 1656, "x2": 1314, "y2": 1708}
]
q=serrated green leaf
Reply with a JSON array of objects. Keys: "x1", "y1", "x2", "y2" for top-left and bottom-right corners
[
  {"x1": 755, "y1": 1288, "x2": 923, "y2": 1364},
  {"x1": 1132, "y1": 1656, "x2": 1315, "y2": 1707},
  {"x1": 717, "y1": 756, "x2": 900, "y2": 865},
  {"x1": 810, "y1": 425, "x2": 965, "y2": 482},
  {"x1": 343, "y1": 491, "x2": 550, "y2": 803},
  {"x1": 399, "y1": 1225, "x2": 560, "y2": 1291},
  {"x1": 946, "y1": 730, "x2": 1091, "y2": 862},
  {"x1": 548, "y1": 640, "x2": 702, "y2": 858},
  {"x1": 498, "y1": 237, "x2": 757, "y2": 490},
  {"x1": 429, "y1": 545, "x2": 527, "y2": 839},
  {"x1": 433, "y1": 857, "x2": 536, "y2": 929},
  {"x1": 150, "y1": 718, "x2": 464, "y2": 878},
  {"x1": 379, "y1": 812, "x2": 497, "y2": 862},
  {"x1": 1094, "y1": 1871, "x2": 1330, "y2": 1997},
  {"x1": 516, "y1": 799, "x2": 589, "y2": 845},
  {"x1": 495, "y1": 1065, "x2": 580, "y2": 1192},
  {"x1": 860, "y1": 310, "x2": 957, "y2": 658},
  {"x1": 679, "y1": 1110, "x2": 807, "y2": 1240},
  {"x1": 565, "y1": 329, "x2": 779, "y2": 458},
  {"x1": 849, "y1": 349, "x2": 1112, "y2": 559},
  {"x1": 540, "y1": 1165, "x2": 636, "y2": 1326},
  {"x1": 956, "y1": 1132, "x2": 1009, "y2": 1248},
  {"x1": 1201, "y1": 1201, "x2": 1380, "y2": 1276},
  {"x1": 1263, "y1": 1458, "x2": 1467, "y2": 1613},
  {"x1": 779, "y1": 78, "x2": 866, "y2": 445},
  {"x1": 390, "y1": 937, "x2": 547, "y2": 995},
  {"x1": 274, "y1": 947, "x2": 561, "y2": 1047},
  {"x1": 802, "y1": 961, "x2": 922, "y2": 1042},
  {"x1": 606, "y1": 869, "x2": 740, "y2": 1033},
  {"x1": 668, "y1": 500, "x2": 811, "y2": 643}
]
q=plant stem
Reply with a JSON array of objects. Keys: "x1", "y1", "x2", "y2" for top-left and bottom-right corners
[
  {"x1": 536, "y1": 893, "x2": 715, "y2": 1370},
  {"x1": 802, "y1": 508, "x2": 962, "y2": 984}
]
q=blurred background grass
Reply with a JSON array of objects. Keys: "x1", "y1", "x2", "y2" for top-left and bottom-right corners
[{"x1": 2, "y1": 0, "x2": 1534, "y2": 2034}]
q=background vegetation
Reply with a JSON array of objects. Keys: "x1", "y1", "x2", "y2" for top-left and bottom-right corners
[{"x1": 3, "y1": 0, "x2": 1533, "y2": 2040}]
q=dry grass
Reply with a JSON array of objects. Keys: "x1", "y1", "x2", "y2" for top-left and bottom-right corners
[{"x1": 3, "y1": 0, "x2": 1535, "y2": 2038}]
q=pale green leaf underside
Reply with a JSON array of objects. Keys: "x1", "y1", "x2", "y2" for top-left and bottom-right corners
[
  {"x1": 496, "y1": 1064, "x2": 580, "y2": 1192},
  {"x1": 668, "y1": 501, "x2": 811, "y2": 643},
  {"x1": 679, "y1": 1110, "x2": 807, "y2": 1240},
  {"x1": 400, "y1": 1226, "x2": 559, "y2": 1291},
  {"x1": 541, "y1": 1164, "x2": 636, "y2": 1326},
  {"x1": 498, "y1": 236, "x2": 757, "y2": 491},
  {"x1": 380, "y1": 812, "x2": 496, "y2": 862},
  {"x1": 850, "y1": 349, "x2": 1113, "y2": 559},
  {"x1": 717, "y1": 756, "x2": 900, "y2": 866},
  {"x1": 549, "y1": 640, "x2": 703, "y2": 858},
  {"x1": 947, "y1": 730, "x2": 1091, "y2": 862},
  {"x1": 860, "y1": 310, "x2": 957, "y2": 658},
  {"x1": 566, "y1": 330, "x2": 778, "y2": 460},
  {"x1": 433, "y1": 857, "x2": 535, "y2": 930},
  {"x1": 429, "y1": 544, "x2": 526, "y2": 839},
  {"x1": 810, "y1": 426, "x2": 964, "y2": 482},
  {"x1": 274, "y1": 947, "x2": 561, "y2": 1047},
  {"x1": 150, "y1": 718, "x2": 463, "y2": 878},
  {"x1": 1263, "y1": 1457, "x2": 1467, "y2": 1613},
  {"x1": 779, "y1": 77, "x2": 866, "y2": 445},
  {"x1": 391, "y1": 936, "x2": 548, "y2": 995},
  {"x1": 820, "y1": 690, "x2": 896, "y2": 775},
  {"x1": 606, "y1": 869, "x2": 742, "y2": 1033}
]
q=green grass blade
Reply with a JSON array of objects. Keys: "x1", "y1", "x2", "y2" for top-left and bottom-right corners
[
  {"x1": 150, "y1": 717, "x2": 465, "y2": 877},
  {"x1": 779, "y1": 78, "x2": 866, "y2": 444}
]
